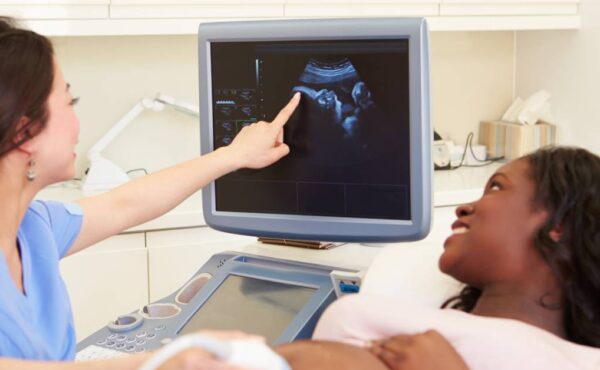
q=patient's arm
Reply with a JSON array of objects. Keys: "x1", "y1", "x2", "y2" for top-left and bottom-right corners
[
  {"x1": 370, "y1": 330, "x2": 469, "y2": 370},
  {"x1": 276, "y1": 340, "x2": 389, "y2": 370}
]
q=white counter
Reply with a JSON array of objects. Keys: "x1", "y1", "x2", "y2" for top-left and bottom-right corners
[
  {"x1": 39, "y1": 162, "x2": 502, "y2": 232},
  {"x1": 39, "y1": 184, "x2": 205, "y2": 232}
]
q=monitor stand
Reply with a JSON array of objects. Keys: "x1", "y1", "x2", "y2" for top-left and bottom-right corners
[{"x1": 257, "y1": 237, "x2": 343, "y2": 250}]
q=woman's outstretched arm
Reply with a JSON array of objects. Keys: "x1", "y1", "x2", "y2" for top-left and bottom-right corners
[{"x1": 66, "y1": 94, "x2": 300, "y2": 256}]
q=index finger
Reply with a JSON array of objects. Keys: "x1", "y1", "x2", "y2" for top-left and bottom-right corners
[{"x1": 271, "y1": 92, "x2": 301, "y2": 129}]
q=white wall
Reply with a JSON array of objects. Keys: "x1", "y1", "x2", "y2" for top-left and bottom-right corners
[
  {"x1": 52, "y1": 35, "x2": 200, "y2": 178},
  {"x1": 515, "y1": 0, "x2": 600, "y2": 154},
  {"x1": 52, "y1": 32, "x2": 514, "y2": 179},
  {"x1": 430, "y1": 32, "x2": 513, "y2": 144}
]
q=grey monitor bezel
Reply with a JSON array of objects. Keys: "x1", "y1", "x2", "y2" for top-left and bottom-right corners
[{"x1": 198, "y1": 18, "x2": 432, "y2": 242}]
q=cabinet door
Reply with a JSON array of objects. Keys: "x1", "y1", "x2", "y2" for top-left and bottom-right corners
[
  {"x1": 146, "y1": 227, "x2": 255, "y2": 302},
  {"x1": 0, "y1": 1, "x2": 108, "y2": 20},
  {"x1": 440, "y1": 0, "x2": 579, "y2": 16},
  {"x1": 110, "y1": 1, "x2": 284, "y2": 19},
  {"x1": 59, "y1": 233, "x2": 147, "y2": 341},
  {"x1": 146, "y1": 226, "x2": 401, "y2": 303},
  {"x1": 284, "y1": 1, "x2": 439, "y2": 17}
]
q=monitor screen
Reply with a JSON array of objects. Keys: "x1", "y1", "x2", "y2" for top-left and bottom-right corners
[
  {"x1": 199, "y1": 18, "x2": 432, "y2": 242},
  {"x1": 178, "y1": 275, "x2": 316, "y2": 343},
  {"x1": 212, "y1": 40, "x2": 410, "y2": 220}
]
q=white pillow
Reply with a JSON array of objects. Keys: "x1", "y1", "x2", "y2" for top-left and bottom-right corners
[{"x1": 361, "y1": 242, "x2": 462, "y2": 307}]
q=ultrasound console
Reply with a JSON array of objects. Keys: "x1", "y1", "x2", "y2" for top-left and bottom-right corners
[{"x1": 76, "y1": 252, "x2": 353, "y2": 360}]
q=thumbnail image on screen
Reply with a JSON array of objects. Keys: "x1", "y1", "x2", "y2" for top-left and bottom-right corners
[{"x1": 211, "y1": 40, "x2": 411, "y2": 220}]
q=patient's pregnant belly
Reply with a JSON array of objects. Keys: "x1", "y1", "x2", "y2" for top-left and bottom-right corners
[{"x1": 313, "y1": 295, "x2": 600, "y2": 370}]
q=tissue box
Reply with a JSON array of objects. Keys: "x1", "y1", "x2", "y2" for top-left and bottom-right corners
[{"x1": 478, "y1": 120, "x2": 556, "y2": 160}]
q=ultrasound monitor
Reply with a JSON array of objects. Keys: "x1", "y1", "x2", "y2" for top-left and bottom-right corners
[{"x1": 198, "y1": 18, "x2": 432, "y2": 242}]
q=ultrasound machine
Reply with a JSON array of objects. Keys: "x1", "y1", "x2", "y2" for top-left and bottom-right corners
[{"x1": 76, "y1": 17, "x2": 432, "y2": 361}]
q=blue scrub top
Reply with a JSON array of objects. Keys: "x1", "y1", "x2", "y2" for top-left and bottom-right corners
[{"x1": 0, "y1": 200, "x2": 83, "y2": 360}]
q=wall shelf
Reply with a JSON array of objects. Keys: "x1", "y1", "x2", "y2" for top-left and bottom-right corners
[{"x1": 2, "y1": 0, "x2": 580, "y2": 36}]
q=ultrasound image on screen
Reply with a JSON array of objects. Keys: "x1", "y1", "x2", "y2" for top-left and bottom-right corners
[{"x1": 211, "y1": 40, "x2": 411, "y2": 220}]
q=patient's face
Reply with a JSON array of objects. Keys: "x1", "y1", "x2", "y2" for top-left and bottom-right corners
[
  {"x1": 276, "y1": 340, "x2": 388, "y2": 370},
  {"x1": 439, "y1": 159, "x2": 551, "y2": 287}
]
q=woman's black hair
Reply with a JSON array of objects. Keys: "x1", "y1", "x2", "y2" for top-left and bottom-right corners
[
  {"x1": 0, "y1": 16, "x2": 55, "y2": 157},
  {"x1": 443, "y1": 146, "x2": 600, "y2": 347}
]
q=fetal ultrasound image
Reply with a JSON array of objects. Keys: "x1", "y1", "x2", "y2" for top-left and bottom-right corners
[{"x1": 294, "y1": 59, "x2": 371, "y2": 138}]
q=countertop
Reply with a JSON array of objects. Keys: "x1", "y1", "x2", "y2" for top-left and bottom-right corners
[{"x1": 38, "y1": 162, "x2": 502, "y2": 233}]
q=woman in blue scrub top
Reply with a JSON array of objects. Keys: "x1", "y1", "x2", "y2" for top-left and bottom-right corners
[{"x1": 0, "y1": 17, "x2": 299, "y2": 370}]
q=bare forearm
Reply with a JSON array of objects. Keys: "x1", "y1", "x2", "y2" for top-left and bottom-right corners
[
  {"x1": 70, "y1": 95, "x2": 298, "y2": 255},
  {"x1": 71, "y1": 146, "x2": 240, "y2": 254},
  {"x1": 107, "y1": 146, "x2": 240, "y2": 227},
  {"x1": 0, "y1": 353, "x2": 150, "y2": 370}
]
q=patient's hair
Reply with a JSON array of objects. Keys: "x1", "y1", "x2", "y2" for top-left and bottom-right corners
[
  {"x1": 0, "y1": 16, "x2": 55, "y2": 158},
  {"x1": 443, "y1": 146, "x2": 600, "y2": 347}
]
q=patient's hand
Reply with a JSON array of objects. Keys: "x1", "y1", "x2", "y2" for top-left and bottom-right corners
[
  {"x1": 276, "y1": 340, "x2": 389, "y2": 370},
  {"x1": 369, "y1": 330, "x2": 469, "y2": 370}
]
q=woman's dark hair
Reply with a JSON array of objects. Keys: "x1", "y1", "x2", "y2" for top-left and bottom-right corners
[
  {"x1": 443, "y1": 146, "x2": 600, "y2": 347},
  {"x1": 0, "y1": 16, "x2": 55, "y2": 157}
]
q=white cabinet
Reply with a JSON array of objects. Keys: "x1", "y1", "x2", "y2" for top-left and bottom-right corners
[
  {"x1": 439, "y1": 0, "x2": 579, "y2": 16},
  {"x1": 0, "y1": 0, "x2": 108, "y2": 20},
  {"x1": 59, "y1": 233, "x2": 148, "y2": 341},
  {"x1": 284, "y1": 1, "x2": 439, "y2": 18},
  {"x1": 430, "y1": 0, "x2": 580, "y2": 30},
  {"x1": 145, "y1": 227, "x2": 380, "y2": 303},
  {"x1": 59, "y1": 204, "x2": 459, "y2": 339},
  {"x1": 144, "y1": 205, "x2": 460, "y2": 304},
  {"x1": 146, "y1": 227, "x2": 255, "y2": 302},
  {"x1": 8, "y1": 0, "x2": 580, "y2": 36},
  {"x1": 110, "y1": 0, "x2": 285, "y2": 19}
]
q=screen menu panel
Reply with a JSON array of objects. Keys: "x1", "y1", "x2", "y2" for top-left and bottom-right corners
[{"x1": 211, "y1": 40, "x2": 411, "y2": 220}]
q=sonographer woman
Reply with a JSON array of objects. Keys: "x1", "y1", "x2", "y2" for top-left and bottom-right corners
[{"x1": 0, "y1": 17, "x2": 299, "y2": 370}]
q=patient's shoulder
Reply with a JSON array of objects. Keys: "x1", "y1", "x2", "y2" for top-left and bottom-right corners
[{"x1": 313, "y1": 294, "x2": 467, "y2": 345}]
